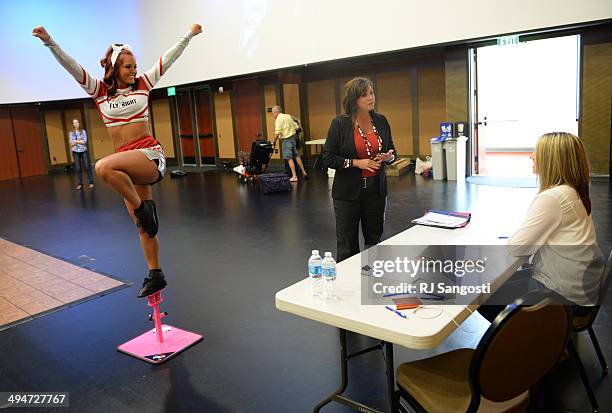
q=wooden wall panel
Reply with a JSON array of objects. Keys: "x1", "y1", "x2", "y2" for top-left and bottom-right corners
[
  {"x1": 283, "y1": 83, "x2": 303, "y2": 155},
  {"x1": 233, "y1": 78, "x2": 263, "y2": 153},
  {"x1": 581, "y1": 42, "x2": 612, "y2": 174},
  {"x1": 65, "y1": 110, "x2": 82, "y2": 128},
  {"x1": 11, "y1": 107, "x2": 46, "y2": 177},
  {"x1": 376, "y1": 71, "x2": 413, "y2": 156},
  {"x1": 0, "y1": 108, "x2": 20, "y2": 181},
  {"x1": 44, "y1": 111, "x2": 68, "y2": 165},
  {"x1": 337, "y1": 77, "x2": 354, "y2": 114},
  {"x1": 418, "y1": 65, "x2": 446, "y2": 155},
  {"x1": 264, "y1": 84, "x2": 280, "y2": 159},
  {"x1": 445, "y1": 58, "x2": 468, "y2": 122},
  {"x1": 150, "y1": 98, "x2": 175, "y2": 158},
  {"x1": 338, "y1": 77, "x2": 354, "y2": 94},
  {"x1": 307, "y1": 79, "x2": 336, "y2": 140},
  {"x1": 87, "y1": 107, "x2": 113, "y2": 160},
  {"x1": 213, "y1": 92, "x2": 236, "y2": 159},
  {"x1": 283, "y1": 83, "x2": 301, "y2": 119}
]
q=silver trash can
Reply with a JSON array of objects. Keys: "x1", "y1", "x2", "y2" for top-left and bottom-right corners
[
  {"x1": 444, "y1": 136, "x2": 467, "y2": 180},
  {"x1": 430, "y1": 137, "x2": 446, "y2": 180}
]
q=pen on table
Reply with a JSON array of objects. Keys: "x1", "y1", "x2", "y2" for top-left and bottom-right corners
[
  {"x1": 498, "y1": 236, "x2": 509, "y2": 239},
  {"x1": 383, "y1": 292, "x2": 408, "y2": 297},
  {"x1": 420, "y1": 293, "x2": 446, "y2": 301},
  {"x1": 383, "y1": 292, "x2": 446, "y2": 301},
  {"x1": 385, "y1": 306, "x2": 407, "y2": 318}
]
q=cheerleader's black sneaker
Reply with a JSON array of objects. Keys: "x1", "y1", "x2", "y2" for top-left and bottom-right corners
[{"x1": 137, "y1": 269, "x2": 167, "y2": 298}]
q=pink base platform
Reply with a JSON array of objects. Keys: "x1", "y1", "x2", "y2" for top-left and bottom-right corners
[
  {"x1": 117, "y1": 324, "x2": 203, "y2": 364},
  {"x1": 117, "y1": 291, "x2": 202, "y2": 364}
]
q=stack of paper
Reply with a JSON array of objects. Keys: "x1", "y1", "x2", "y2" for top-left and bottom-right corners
[{"x1": 412, "y1": 210, "x2": 471, "y2": 229}]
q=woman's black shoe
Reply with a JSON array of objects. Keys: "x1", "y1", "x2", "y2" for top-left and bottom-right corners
[
  {"x1": 137, "y1": 271, "x2": 167, "y2": 298},
  {"x1": 134, "y1": 200, "x2": 158, "y2": 238}
]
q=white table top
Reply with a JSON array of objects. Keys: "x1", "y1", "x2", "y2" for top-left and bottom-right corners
[
  {"x1": 305, "y1": 139, "x2": 326, "y2": 145},
  {"x1": 275, "y1": 186, "x2": 536, "y2": 350}
]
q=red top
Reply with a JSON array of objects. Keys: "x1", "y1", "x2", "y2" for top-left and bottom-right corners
[{"x1": 354, "y1": 128, "x2": 380, "y2": 177}]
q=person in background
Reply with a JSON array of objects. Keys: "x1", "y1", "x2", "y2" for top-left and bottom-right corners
[
  {"x1": 322, "y1": 77, "x2": 397, "y2": 262},
  {"x1": 479, "y1": 132, "x2": 605, "y2": 321},
  {"x1": 272, "y1": 105, "x2": 307, "y2": 182},
  {"x1": 283, "y1": 116, "x2": 305, "y2": 179},
  {"x1": 69, "y1": 119, "x2": 94, "y2": 190}
]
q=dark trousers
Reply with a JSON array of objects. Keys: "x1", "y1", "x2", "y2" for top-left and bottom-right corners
[
  {"x1": 333, "y1": 179, "x2": 386, "y2": 262},
  {"x1": 477, "y1": 268, "x2": 533, "y2": 322},
  {"x1": 477, "y1": 268, "x2": 590, "y2": 322},
  {"x1": 73, "y1": 151, "x2": 94, "y2": 184}
]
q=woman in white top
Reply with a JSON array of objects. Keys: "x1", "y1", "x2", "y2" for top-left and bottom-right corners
[{"x1": 479, "y1": 132, "x2": 604, "y2": 321}]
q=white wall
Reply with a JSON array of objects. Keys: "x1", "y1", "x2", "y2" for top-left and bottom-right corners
[
  {"x1": 1, "y1": 0, "x2": 144, "y2": 104},
  {"x1": 2, "y1": 0, "x2": 611, "y2": 104}
]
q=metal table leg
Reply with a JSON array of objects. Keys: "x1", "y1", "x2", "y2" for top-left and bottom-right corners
[{"x1": 313, "y1": 328, "x2": 396, "y2": 413}]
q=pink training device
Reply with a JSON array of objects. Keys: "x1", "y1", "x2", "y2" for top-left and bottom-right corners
[{"x1": 117, "y1": 291, "x2": 203, "y2": 364}]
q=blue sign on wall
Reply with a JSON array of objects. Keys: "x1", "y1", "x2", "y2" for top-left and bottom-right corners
[{"x1": 440, "y1": 122, "x2": 453, "y2": 139}]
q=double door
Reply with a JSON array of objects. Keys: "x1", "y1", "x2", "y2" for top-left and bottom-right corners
[
  {"x1": 174, "y1": 87, "x2": 216, "y2": 166},
  {"x1": 469, "y1": 35, "x2": 579, "y2": 176}
]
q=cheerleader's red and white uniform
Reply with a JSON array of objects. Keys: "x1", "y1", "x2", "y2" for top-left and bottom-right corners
[{"x1": 44, "y1": 32, "x2": 196, "y2": 183}]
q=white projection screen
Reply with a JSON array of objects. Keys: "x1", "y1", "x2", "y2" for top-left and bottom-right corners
[{"x1": 1, "y1": 0, "x2": 611, "y2": 104}]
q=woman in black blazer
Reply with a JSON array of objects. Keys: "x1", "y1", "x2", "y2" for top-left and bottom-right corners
[{"x1": 322, "y1": 77, "x2": 397, "y2": 262}]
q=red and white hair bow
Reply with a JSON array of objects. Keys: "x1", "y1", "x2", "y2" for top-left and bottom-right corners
[{"x1": 110, "y1": 44, "x2": 131, "y2": 67}]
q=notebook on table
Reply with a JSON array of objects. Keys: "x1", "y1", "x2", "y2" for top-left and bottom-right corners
[{"x1": 412, "y1": 210, "x2": 471, "y2": 229}]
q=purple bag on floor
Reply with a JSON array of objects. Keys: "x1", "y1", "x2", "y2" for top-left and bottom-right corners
[{"x1": 259, "y1": 173, "x2": 292, "y2": 194}]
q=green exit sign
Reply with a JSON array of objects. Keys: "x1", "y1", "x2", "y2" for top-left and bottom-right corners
[
  {"x1": 497, "y1": 35, "x2": 520, "y2": 46},
  {"x1": 167, "y1": 86, "x2": 176, "y2": 96}
]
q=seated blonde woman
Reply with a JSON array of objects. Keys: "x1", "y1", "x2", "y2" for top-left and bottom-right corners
[{"x1": 479, "y1": 132, "x2": 605, "y2": 321}]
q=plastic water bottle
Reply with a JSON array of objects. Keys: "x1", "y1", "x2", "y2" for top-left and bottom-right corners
[
  {"x1": 321, "y1": 252, "x2": 337, "y2": 300},
  {"x1": 308, "y1": 250, "x2": 323, "y2": 297}
]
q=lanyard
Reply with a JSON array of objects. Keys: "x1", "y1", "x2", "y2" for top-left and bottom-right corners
[{"x1": 356, "y1": 121, "x2": 382, "y2": 159}]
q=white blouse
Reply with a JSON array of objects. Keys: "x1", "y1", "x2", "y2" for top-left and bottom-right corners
[{"x1": 508, "y1": 184, "x2": 604, "y2": 306}]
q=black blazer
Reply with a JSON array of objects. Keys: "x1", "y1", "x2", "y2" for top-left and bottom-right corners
[{"x1": 322, "y1": 112, "x2": 397, "y2": 200}]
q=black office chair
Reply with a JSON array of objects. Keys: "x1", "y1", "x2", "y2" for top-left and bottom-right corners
[
  {"x1": 395, "y1": 291, "x2": 571, "y2": 413},
  {"x1": 567, "y1": 249, "x2": 612, "y2": 413}
]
